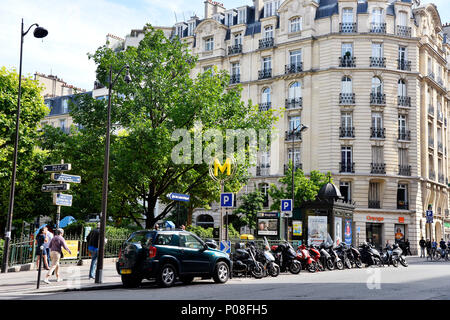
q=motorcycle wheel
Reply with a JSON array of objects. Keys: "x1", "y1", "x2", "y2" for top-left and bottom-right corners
[
  {"x1": 373, "y1": 257, "x2": 382, "y2": 267},
  {"x1": 317, "y1": 261, "x2": 325, "y2": 272},
  {"x1": 399, "y1": 256, "x2": 408, "y2": 267},
  {"x1": 269, "y1": 264, "x2": 280, "y2": 277},
  {"x1": 345, "y1": 258, "x2": 352, "y2": 269},
  {"x1": 251, "y1": 262, "x2": 264, "y2": 279},
  {"x1": 326, "y1": 259, "x2": 335, "y2": 271},
  {"x1": 307, "y1": 262, "x2": 316, "y2": 273},
  {"x1": 392, "y1": 259, "x2": 399, "y2": 267},
  {"x1": 336, "y1": 260, "x2": 344, "y2": 270},
  {"x1": 355, "y1": 258, "x2": 363, "y2": 268},
  {"x1": 289, "y1": 261, "x2": 302, "y2": 274}
]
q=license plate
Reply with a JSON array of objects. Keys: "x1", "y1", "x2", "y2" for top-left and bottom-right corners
[{"x1": 120, "y1": 269, "x2": 132, "y2": 275}]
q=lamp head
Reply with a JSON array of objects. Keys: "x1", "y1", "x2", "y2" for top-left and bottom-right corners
[
  {"x1": 33, "y1": 26, "x2": 48, "y2": 39},
  {"x1": 300, "y1": 124, "x2": 309, "y2": 132},
  {"x1": 124, "y1": 65, "x2": 132, "y2": 84}
]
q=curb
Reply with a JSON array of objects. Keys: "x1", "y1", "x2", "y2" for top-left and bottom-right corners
[{"x1": 31, "y1": 282, "x2": 124, "y2": 294}]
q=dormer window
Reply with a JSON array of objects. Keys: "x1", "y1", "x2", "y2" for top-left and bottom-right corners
[
  {"x1": 264, "y1": 26, "x2": 274, "y2": 39},
  {"x1": 213, "y1": 14, "x2": 224, "y2": 23},
  {"x1": 225, "y1": 12, "x2": 235, "y2": 27},
  {"x1": 176, "y1": 25, "x2": 184, "y2": 38},
  {"x1": 237, "y1": 8, "x2": 247, "y2": 24},
  {"x1": 342, "y1": 8, "x2": 353, "y2": 23},
  {"x1": 289, "y1": 17, "x2": 302, "y2": 33},
  {"x1": 264, "y1": 1, "x2": 281, "y2": 18},
  {"x1": 187, "y1": 22, "x2": 196, "y2": 36}
]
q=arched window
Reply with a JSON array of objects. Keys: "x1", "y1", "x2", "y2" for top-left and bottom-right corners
[
  {"x1": 398, "y1": 79, "x2": 407, "y2": 96},
  {"x1": 262, "y1": 87, "x2": 271, "y2": 103},
  {"x1": 196, "y1": 214, "x2": 214, "y2": 229},
  {"x1": 341, "y1": 76, "x2": 352, "y2": 94},
  {"x1": 289, "y1": 82, "x2": 301, "y2": 100},
  {"x1": 371, "y1": 77, "x2": 383, "y2": 95}
]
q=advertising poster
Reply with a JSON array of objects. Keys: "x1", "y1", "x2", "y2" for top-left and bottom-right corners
[
  {"x1": 394, "y1": 224, "x2": 406, "y2": 243},
  {"x1": 257, "y1": 218, "x2": 279, "y2": 236},
  {"x1": 344, "y1": 219, "x2": 352, "y2": 245},
  {"x1": 61, "y1": 240, "x2": 79, "y2": 259},
  {"x1": 308, "y1": 216, "x2": 328, "y2": 245},
  {"x1": 293, "y1": 221, "x2": 302, "y2": 237},
  {"x1": 334, "y1": 217, "x2": 342, "y2": 246}
]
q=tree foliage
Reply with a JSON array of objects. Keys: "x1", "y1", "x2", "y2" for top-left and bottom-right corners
[{"x1": 233, "y1": 188, "x2": 265, "y2": 230}]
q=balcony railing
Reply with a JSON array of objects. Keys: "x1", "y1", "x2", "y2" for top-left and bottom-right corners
[
  {"x1": 370, "y1": 93, "x2": 386, "y2": 105},
  {"x1": 428, "y1": 105, "x2": 434, "y2": 116},
  {"x1": 339, "y1": 56, "x2": 356, "y2": 68},
  {"x1": 370, "y1": 57, "x2": 386, "y2": 68},
  {"x1": 398, "y1": 165, "x2": 411, "y2": 176},
  {"x1": 370, "y1": 22, "x2": 386, "y2": 34},
  {"x1": 340, "y1": 22, "x2": 357, "y2": 33},
  {"x1": 340, "y1": 162, "x2": 355, "y2": 173},
  {"x1": 429, "y1": 170, "x2": 436, "y2": 180},
  {"x1": 397, "y1": 59, "x2": 411, "y2": 71},
  {"x1": 369, "y1": 200, "x2": 381, "y2": 209},
  {"x1": 340, "y1": 127, "x2": 355, "y2": 138},
  {"x1": 285, "y1": 63, "x2": 303, "y2": 74},
  {"x1": 396, "y1": 25, "x2": 411, "y2": 37},
  {"x1": 397, "y1": 202, "x2": 409, "y2": 210},
  {"x1": 371, "y1": 163, "x2": 386, "y2": 174},
  {"x1": 230, "y1": 74, "x2": 241, "y2": 84},
  {"x1": 428, "y1": 138, "x2": 434, "y2": 148},
  {"x1": 284, "y1": 164, "x2": 303, "y2": 174},
  {"x1": 339, "y1": 93, "x2": 355, "y2": 105},
  {"x1": 256, "y1": 165, "x2": 270, "y2": 177},
  {"x1": 285, "y1": 98, "x2": 303, "y2": 110},
  {"x1": 398, "y1": 129, "x2": 411, "y2": 141},
  {"x1": 439, "y1": 174, "x2": 445, "y2": 184},
  {"x1": 258, "y1": 68, "x2": 272, "y2": 80},
  {"x1": 228, "y1": 44, "x2": 242, "y2": 55},
  {"x1": 371, "y1": 127, "x2": 386, "y2": 139},
  {"x1": 259, "y1": 102, "x2": 271, "y2": 112},
  {"x1": 285, "y1": 130, "x2": 302, "y2": 141},
  {"x1": 398, "y1": 96, "x2": 411, "y2": 107},
  {"x1": 259, "y1": 37, "x2": 274, "y2": 49}
]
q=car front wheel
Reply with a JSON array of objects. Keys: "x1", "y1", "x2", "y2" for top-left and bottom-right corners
[
  {"x1": 213, "y1": 262, "x2": 229, "y2": 284},
  {"x1": 157, "y1": 264, "x2": 177, "y2": 288}
]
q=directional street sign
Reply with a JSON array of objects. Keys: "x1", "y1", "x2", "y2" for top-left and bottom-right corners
[
  {"x1": 220, "y1": 240, "x2": 231, "y2": 254},
  {"x1": 426, "y1": 210, "x2": 433, "y2": 223},
  {"x1": 42, "y1": 184, "x2": 70, "y2": 192},
  {"x1": 281, "y1": 199, "x2": 293, "y2": 212},
  {"x1": 221, "y1": 193, "x2": 234, "y2": 208},
  {"x1": 53, "y1": 193, "x2": 73, "y2": 207},
  {"x1": 51, "y1": 173, "x2": 81, "y2": 184},
  {"x1": 167, "y1": 193, "x2": 190, "y2": 202},
  {"x1": 43, "y1": 164, "x2": 72, "y2": 173}
]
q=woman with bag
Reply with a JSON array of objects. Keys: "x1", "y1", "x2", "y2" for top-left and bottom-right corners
[{"x1": 44, "y1": 228, "x2": 71, "y2": 284}]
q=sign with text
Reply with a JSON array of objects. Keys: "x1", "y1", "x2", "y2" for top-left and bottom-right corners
[
  {"x1": 53, "y1": 193, "x2": 73, "y2": 207},
  {"x1": 426, "y1": 210, "x2": 433, "y2": 223},
  {"x1": 42, "y1": 184, "x2": 70, "y2": 192},
  {"x1": 167, "y1": 193, "x2": 190, "y2": 202},
  {"x1": 61, "y1": 240, "x2": 79, "y2": 260},
  {"x1": 43, "y1": 164, "x2": 72, "y2": 173},
  {"x1": 308, "y1": 216, "x2": 328, "y2": 246},
  {"x1": 51, "y1": 173, "x2": 81, "y2": 184}
]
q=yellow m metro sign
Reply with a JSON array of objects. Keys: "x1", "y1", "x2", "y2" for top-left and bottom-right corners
[{"x1": 214, "y1": 158, "x2": 232, "y2": 177}]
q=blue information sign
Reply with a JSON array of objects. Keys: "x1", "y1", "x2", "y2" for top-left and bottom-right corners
[
  {"x1": 426, "y1": 210, "x2": 433, "y2": 223},
  {"x1": 221, "y1": 193, "x2": 234, "y2": 208},
  {"x1": 220, "y1": 241, "x2": 231, "y2": 254},
  {"x1": 281, "y1": 199, "x2": 292, "y2": 212},
  {"x1": 167, "y1": 193, "x2": 190, "y2": 202},
  {"x1": 53, "y1": 193, "x2": 73, "y2": 207}
]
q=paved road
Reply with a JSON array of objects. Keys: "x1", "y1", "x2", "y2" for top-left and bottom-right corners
[{"x1": 6, "y1": 258, "x2": 450, "y2": 300}]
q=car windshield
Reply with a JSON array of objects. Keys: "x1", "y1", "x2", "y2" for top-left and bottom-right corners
[{"x1": 127, "y1": 231, "x2": 155, "y2": 245}]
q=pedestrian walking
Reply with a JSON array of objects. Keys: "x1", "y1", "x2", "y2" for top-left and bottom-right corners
[
  {"x1": 44, "y1": 228, "x2": 71, "y2": 284},
  {"x1": 426, "y1": 239, "x2": 432, "y2": 260},
  {"x1": 35, "y1": 229, "x2": 49, "y2": 270},
  {"x1": 43, "y1": 226, "x2": 53, "y2": 267},
  {"x1": 86, "y1": 223, "x2": 100, "y2": 280},
  {"x1": 405, "y1": 239, "x2": 412, "y2": 256},
  {"x1": 431, "y1": 239, "x2": 438, "y2": 260},
  {"x1": 439, "y1": 238, "x2": 447, "y2": 259},
  {"x1": 419, "y1": 237, "x2": 426, "y2": 258}
]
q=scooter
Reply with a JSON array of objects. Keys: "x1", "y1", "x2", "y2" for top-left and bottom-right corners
[
  {"x1": 319, "y1": 242, "x2": 335, "y2": 270},
  {"x1": 254, "y1": 238, "x2": 280, "y2": 277},
  {"x1": 297, "y1": 244, "x2": 317, "y2": 273},
  {"x1": 308, "y1": 245, "x2": 324, "y2": 271},
  {"x1": 359, "y1": 242, "x2": 383, "y2": 267},
  {"x1": 381, "y1": 244, "x2": 399, "y2": 267},
  {"x1": 335, "y1": 243, "x2": 352, "y2": 269},
  {"x1": 231, "y1": 242, "x2": 265, "y2": 278},
  {"x1": 271, "y1": 242, "x2": 302, "y2": 274},
  {"x1": 392, "y1": 243, "x2": 408, "y2": 267},
  {"x1": 346, "y1": 244, "x2": 363, "y2": 268}
]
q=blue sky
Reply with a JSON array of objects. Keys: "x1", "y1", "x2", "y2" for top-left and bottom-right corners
[{"x1": 0, "y1": 0, "x2": 448, "y2": 91}]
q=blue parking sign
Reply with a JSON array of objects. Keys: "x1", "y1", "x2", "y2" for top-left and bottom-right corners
[
  {"x1": 281, "y1": 199, "x2": 292, "y2": 212},
  {"x1": 426, "y1": 210, "x2": 433, "y2": 223},
  {"x1": 221, "y1": 193, "x2": 234, "y2": 208}
]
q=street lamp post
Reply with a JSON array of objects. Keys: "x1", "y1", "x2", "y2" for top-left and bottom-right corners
[
  {"x1": 289, "y1": 123, "x2": 308, "y2": 241},
  {"x1": 1, "y1": 19, "x2": 47, "y2": 274},
  {"x1": 95, "y1": 64, "x2": 131, "y2": 284}
]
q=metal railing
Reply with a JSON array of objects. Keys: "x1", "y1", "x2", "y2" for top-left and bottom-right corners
[
  {"x1": 230, "y1": 74, "x2": 241, "y2": 84},
  {"x1": 370, "y1": 93, "x2": 386, "y2": 105},
  {"x1": 370, "y1": 57, "x2": 386, "y2": 68},
  {"x1": 259, "y1": 102, "x2": 271, "y2": 112},
  {"x1": 398, "y1": 96, "x2": 411, "y2": 107},
  {"x1": 258, "y1": 68, "x2": 272, "y2": 80},
  {"x1": 398, "y1": 165, "x2": 411, "y2": 176},
  {"x1": 371, "y1": 163, "x2": 386, "y2": 174},
  {"x1": 397, "y1": 59, "x2": 411, "y2": 71},
  {"x1": 398, "y1": 130, "x2": 411, "y2": 141},
  {"x1": 285, "y1": 63, "x2": 303, "y2": 74},
  {"x1": 339, "y1": 127, "x2": 355, "y2": 138},
  {"x1": 396, "y1": 25, "x2": 411, "y2": 37},
  {"x1": 228, "y1": 44, "x2": 242, "y2": 55},
  {"x1": 285, "y1": 98, "x2": 303, "y2": 110},
  {"x1": 340, "y1": 22, "x2": 357, "y2": 33},
  {"x1": 339, "y1": 56, "x2": 356, "y2": 68},
  {"x1": 340, "y1": 162, "x2": 355, "y2": 173},
  {"x1": 285, "y1": 130, "x2": 302, "y2": 141},
  {"x1": 259, "y1": 37, "x2": 274, "y2": 49},
  {"x1": 370, "y1": 22, "x2": 386, "y2": 34},
  {"x1": 339, "y1": 93, "x2": 355, "y2": 105},
  {"x1": 369, "y1": 200, "x2": 381, "y2": 209},
  {"x1": 256, "y1": 165, "x2": 270, "y2": 177},
  {"x1": 371, "y1": 127, "x2": 386, "y2": 139},
  {"x1": 397, "y1": 203, "x2": 409, "y2": 210}
]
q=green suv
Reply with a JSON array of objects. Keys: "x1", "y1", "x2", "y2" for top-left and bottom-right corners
[{"x1": 116, "y1": 230, "x2": 231, "y2": 288}]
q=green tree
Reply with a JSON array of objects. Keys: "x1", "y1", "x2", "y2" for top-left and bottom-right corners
[
  {"x1": 0, "y1": 67, "x2": 50, "y2": 235},
  {"x1": 42, "y1": 25, "x2": 276, "y2": 229},
  {"x1": 233, "y1": 188, "x2": 265, "y2": 230},
  {"x1": 269, "y1": 163, "x2": 332, "y2": 211}
]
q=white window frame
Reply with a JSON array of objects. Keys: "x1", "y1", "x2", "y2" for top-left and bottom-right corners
[
  {"x1": 205, "y1": 37, "x2": 214, "y2": 51},
  {"x1": 238, "y1": 8, "x2": 246, "y2": 24},
  {"x1": 289, "y1": 82, "x2": 301, "y2": 100},
  {"x1": 342, "y1": 8, "x2": 354, "y2": 24},
  {"x1": 289, "y1": 17, "x2": 302, "y2": 33}
]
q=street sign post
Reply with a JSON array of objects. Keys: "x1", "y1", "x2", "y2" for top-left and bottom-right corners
[
  {"x1": 167, "y1": 193, "x2": 190, "y2": 202},
  {"x1": 51, "y1": 173, "x2": 81, "y2": 184},
  {"x1": 43, "y1": 164, "x2": 71, "y2": 173},
  {"x1": 220, "y1": 193, "x2": 234, "y2": 208},
  {"x1": 281, "y1": 199, "x2": 293, "y2": 212},
  {"x1": 41, "y1": 184, "x2": 70, "y2": 192},
  {"x1": 220, "y1": 240, "x2": 231, "y2": 254},
  {"x1": 53, "y1": 193, "x2": 73, "y2": 207},
  {"x1": 426, "y1": 210, "x2": 433, "y2": 223}
]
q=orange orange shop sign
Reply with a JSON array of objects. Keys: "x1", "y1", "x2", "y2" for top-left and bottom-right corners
[{"x1": 366, "y1": 215, "x2": 384, "y2": 222}]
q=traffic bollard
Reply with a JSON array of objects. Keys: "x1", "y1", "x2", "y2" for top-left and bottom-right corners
[{"x1": 36, "y1": 245, "x2": 44, "y2": 289}]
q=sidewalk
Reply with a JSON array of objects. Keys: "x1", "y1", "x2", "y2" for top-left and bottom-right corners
[{"x1": 0, "y1": 259, "x2": 123, "y2": 296}]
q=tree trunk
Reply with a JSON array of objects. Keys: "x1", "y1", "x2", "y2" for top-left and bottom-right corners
[{"x1": 187, "y1": 205, "x2": 194, "y2": 226}]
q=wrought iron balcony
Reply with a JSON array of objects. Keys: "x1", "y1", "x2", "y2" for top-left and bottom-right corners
[
  {"x1": 256, "y1": 165, "x2": 270, "y2": 177},
  {"x1": 429, "y1": 170, "x2": 436, "y2": 181},
  {"x1": 397, "y1": 202, "x2": 409, "y2": 210},
  {"x1": 396, "y1": 25, "x2": 411, "y2": 37},
  {"x1": 439, "y1": 174, "x2": 445, "y2": 184},
  {"x1": 370, "y1": 93, "x2": 386, "y2": 105},
  {"x1": 339, "y1": 56, "x2": 356, "y2": 68},
  {"x1": 398, "y1": 129, "x2": 411, "y2": 141},
  {"x1": 285, "y1": 98, "x2": 303, "y2": 110},
  {"x1": 259, "y1": 102, "x2": 271, "y2": 112},
  {"x1": 428, "y1": 105, "x2": 434, "y2": 116},
  {"x1": 398, "y1": 96, "x2": 411, "y2": 107},
  {"x1": 369, "y1": 200, "x2": 381, "y2": 209},
  {"x1": 340, "y1": 127, "x2": 355, "y2": 138},
  {"x1": 371, "y1": 127, "x2": 386, "y2": 139},
  {"x1": 339, "y1": 22, "x2": 357, "y2": 33},
  {"x1": 259, "y1": 37, "x2": 274, "y2": 49},
  {"x1": 258, "y1": 68, "x2": 272, "y2": 80},
  {"x1": 340, "y1": 162, "x2": 355, "y2": 173},
  {"x1": 285, "y1": 63, "x2": 303, "y2": 74},
  {"x1": 398, "y1": 165, "x2": 411, "y2": 176},
  {"x1": 371, "y1": 163, "x2": 386, "y2": 174},
  {"x1": 428, "y1": 138, "x2": 434, "y2": 148},
  {"x1": 397, "y1": 59, "x2": 411, "y2": 71},
  {"x1": 284, "y1": 164, "x2": 303, "y2": 174},
  {"x1": 230, "y1": 74, "x2": 241, "y2": 84},
  {"x1": 370, "y1": 22, "x2": 386, "y2": 34},
  {"x1": 339, "y1": 93, "x2": 355, "y2": 105},
  {"x1": 370, "y1": 57, "x2": 386, "y2": 68},
  {"x1": 228, "y1": 44, "x2": 242, "y2": 55},
  {"x1": 285, "y1": 130, "x2": 302, "y2": 141}
]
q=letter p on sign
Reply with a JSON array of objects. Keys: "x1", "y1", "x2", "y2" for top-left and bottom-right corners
[
  {"x1": 281, "y1": 199, "x2": 292, "y2": 212},
  {"x1": 221, "y1": 193, "x2": 234, "y2": 208}
]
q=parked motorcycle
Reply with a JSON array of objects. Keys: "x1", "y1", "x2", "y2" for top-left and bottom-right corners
[
  {"x1": 319, "y1": 242, "x2": 335, "y2": 271},
  {"x1": 392, "y1": 243, "x2": 408, "y2": 267},
  {"x1": 254, "y1": 238, "x2": 280, "y2": 277},
  {"x1": 271, "y1": 242, "x2": 302, "y2": 274},
  {"x1": 335, "y1": 243, "x2": 352, "y2": 269},
  {"x1": 346, "y1": 244, "x2": 363, "y2": 268},
  {"x1": 359, "y1": 242, "x2": 383, "y2": 267},
  {"x1": 381, "y1": 244, "x2": 399, "y2": 267},
  {"x1": 308, "y1": 245, "x2": 324, "y2": 271},
  {"x1": 231, "y1": 242, "x2": 265, "y2": 278},
  {"x1": 322, "y1": 235, "x2": 344, "y2": 270},
  {"x1": 297, "y1": 244, "x2": 317, "y2": 273}
]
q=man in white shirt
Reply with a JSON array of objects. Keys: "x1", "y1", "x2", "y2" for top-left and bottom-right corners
[{"x1": 43, "y1": 226, "x2": 54, "y2": 267}]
